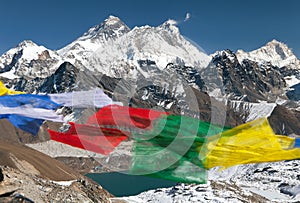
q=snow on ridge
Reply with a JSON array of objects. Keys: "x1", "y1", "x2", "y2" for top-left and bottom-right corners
[
  {"x1": 115, "y1": 160, "x2": 300, "y2": 203},
  {"x1": 230, "y1": 100, "x2": 276, "y2": 122},
  {"x1": 0, "y1": 68, "x2": 19, "y2": 79},
  {"x1": 209, "y1": 160, "x2": 300, "y2": 202},
  {"x1": 51, "y1": 180, "x2": 76, "y2": 186},
  {"x1": 285, "y1": 75, "x2": 300, "y2": 87}
]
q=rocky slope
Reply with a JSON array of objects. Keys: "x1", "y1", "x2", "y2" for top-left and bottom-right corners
[
  {"x1": 203, "y1": 49, "x2": 287, "y2": 101},
  {"x1": 236, "y1": 39, "x2": 300, "y2": 102},
  {"x1": 0, "y1": 139, "x2": 112, "y2": 202},
  {"x1": 0, "y1": 165, "x2": 111, "y2": 202},
  {"x1": 0, "y1": 119, "x2": 114, "y2": 202}
]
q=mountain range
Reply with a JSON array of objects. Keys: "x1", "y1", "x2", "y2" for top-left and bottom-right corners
[
  {"x1": 1, "y1": 15, "x2": 300, "y2": 132},
  {"x1": 1, "y1": 15, "x2": 300, "y2": 202}
]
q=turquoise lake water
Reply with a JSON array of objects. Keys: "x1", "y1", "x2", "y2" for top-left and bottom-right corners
[{"x1": 86, "y1": 172, "x2": 177, "y2": 196}]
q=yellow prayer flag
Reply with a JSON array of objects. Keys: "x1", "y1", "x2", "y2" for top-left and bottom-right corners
[
  {"x1": 203, "y1": 118, "x2": 300, "y2": 169},
  {"x1": 0, "y1": 81, "x2": 24, "y2": 95}
]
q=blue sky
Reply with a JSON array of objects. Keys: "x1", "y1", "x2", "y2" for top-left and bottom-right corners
[{"x1": 1, "y1": 0, "x2": 299, "y2": 57}]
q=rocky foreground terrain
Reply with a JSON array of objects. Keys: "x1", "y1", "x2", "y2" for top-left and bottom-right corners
[
  {"x1": 0, "y1": 165, "x2": 111, "y2": 202},
  {"x1": 0, "y1": 119, "x2": 113, "y2": 202}
]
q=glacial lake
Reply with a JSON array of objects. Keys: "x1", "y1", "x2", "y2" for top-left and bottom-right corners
[{"x1": 86, "y1": 172, "x2": 177, "y2": 196}]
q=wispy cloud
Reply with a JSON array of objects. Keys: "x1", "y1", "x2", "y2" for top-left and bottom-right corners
[
  {"x1": 184, "y1": 13, "x2": 191, "y2": 22},
  {"x1": 167, "y1": 12, "x2": 191, "y2": 26}
]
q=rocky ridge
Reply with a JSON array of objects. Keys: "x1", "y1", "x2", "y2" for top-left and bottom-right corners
[{"x1": 0, "y1": 165, "x2": 111, "y2": 202}]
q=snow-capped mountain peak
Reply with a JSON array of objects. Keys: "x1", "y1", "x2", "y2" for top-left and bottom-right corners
[
  {"x1": 159, "y1": 19, "x2": 180, "y2": 34},
  {"x1": 13, "y1": 40, "x2": 50, "y2": 61},
  {"x1": 58, "y1": 15, "x2": 131, "y2": 66},
  {"x1": 211, "y1": 49, "x2": 237, "y2": 63},
  {"x1": 0, "y1": 40, "x2": 63, "y2": 79},
  {"x1": 79, "y1": 15, "x2": 130, "y2": 42},
  {"x1": 264, "y1": 39, "x2": 294, "y2": 60},
  {"x1": 17, "y1": 40, "x2": 38, "y2": 49},
  {"x1": 236, "y1": 39, "x2": 300, "y2": 69},
  {"x1": 104, "y1": 15, "x2": 123, "y2": 25}
]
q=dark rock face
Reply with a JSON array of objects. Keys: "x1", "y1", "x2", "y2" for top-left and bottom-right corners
[
  {"x1": 39, "y1": 62, "x2": 80, "y2": 93},
  {"x1": 204, "y1": 50, "x2": 287, "y2": 102},
  {"x1": 0, "y1": 50, "x2": 23, "y2": 74},
  {"x1": 12, "y1": 77, "x2": 44, "y2": 93},
  {"x1": 137, "y1": 59, "x2": 156, "y2": 67},
  {"x1": 268, "y1": 105, "x2": 300, "y2": 135},
  {"x1": 286, "y1": 83, "x2": 300, "y2": 101},
  {"x1": 0, "y1": 194, "x2": 34, "y2": 203},
  {"x1": 280, "y1": 66, "x2": 300, "y2": 100},
  {"x1": 279, "y1": 66, "x2": 300, "y2": 78},
  {"x1": 11, "y1": 62, "x2": 96, "y2": 94},
  {"x1": 166, "y1": 63, "x2": 205, "y2": 91},
  {"x1": 38, "y1": 50, "x2": 51, "y2": 60},
  {"x1": 0, "y1": 167, "x2": 3, "y2": 182}
]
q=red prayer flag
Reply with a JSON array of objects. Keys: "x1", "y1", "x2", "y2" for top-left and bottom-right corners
[
  {"x1": 48, "y1": 105, "x2": 167, "y2": 155},
  {"x1": 87, "y1": 105, "x2": 168, "y2": 129},
  {"x1": 48, "y1": 122, "x2": 128, "y2": 155}
]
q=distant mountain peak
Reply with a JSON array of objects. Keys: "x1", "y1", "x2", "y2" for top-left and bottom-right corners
[
  {"x1": 214, "y1": 49, "x2": 234, "y2": 56},
  {"x1": 236, "y1": 39, "x2": 299, "y2": 68},
  {"x1": 264, "y1": 39, "x2": 291, "y2": 56},
  {"x1": 104, "y1": 15, "x2": 122, "y2": 25},
  {"x1": 267, "y1": 39, "x2": 286, "y2": 46},
  {"x1": 17, "y1": 40, "x2": 38, "y2": 48},
  {"x1": 159, "y1": 19, "x2": 180, "y2": 34},
  {"x1": 163, "y1": 19, "x2": 178, "y2": 26},
  {"x1": 269, "y1": 39, "x2": 281, "y2": 44},
  {"x1": 0, "y1": 39, "x2": 62, "y2": 79},
  {"x1": 80, "y1": 15, "x2": 130, "y2": 41},
  {"x1": 58, "y1": 15, "x2": 131, "y2": 60}
]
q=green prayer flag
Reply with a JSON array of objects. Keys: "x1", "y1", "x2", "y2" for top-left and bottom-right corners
[{"x1": 130, "y1": 115, "x2": 228, "y2": 183}]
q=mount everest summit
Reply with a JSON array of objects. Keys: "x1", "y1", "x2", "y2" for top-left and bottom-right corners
[{"x1": 1, "y1": 15, "x2": 300, "y2": 202}]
